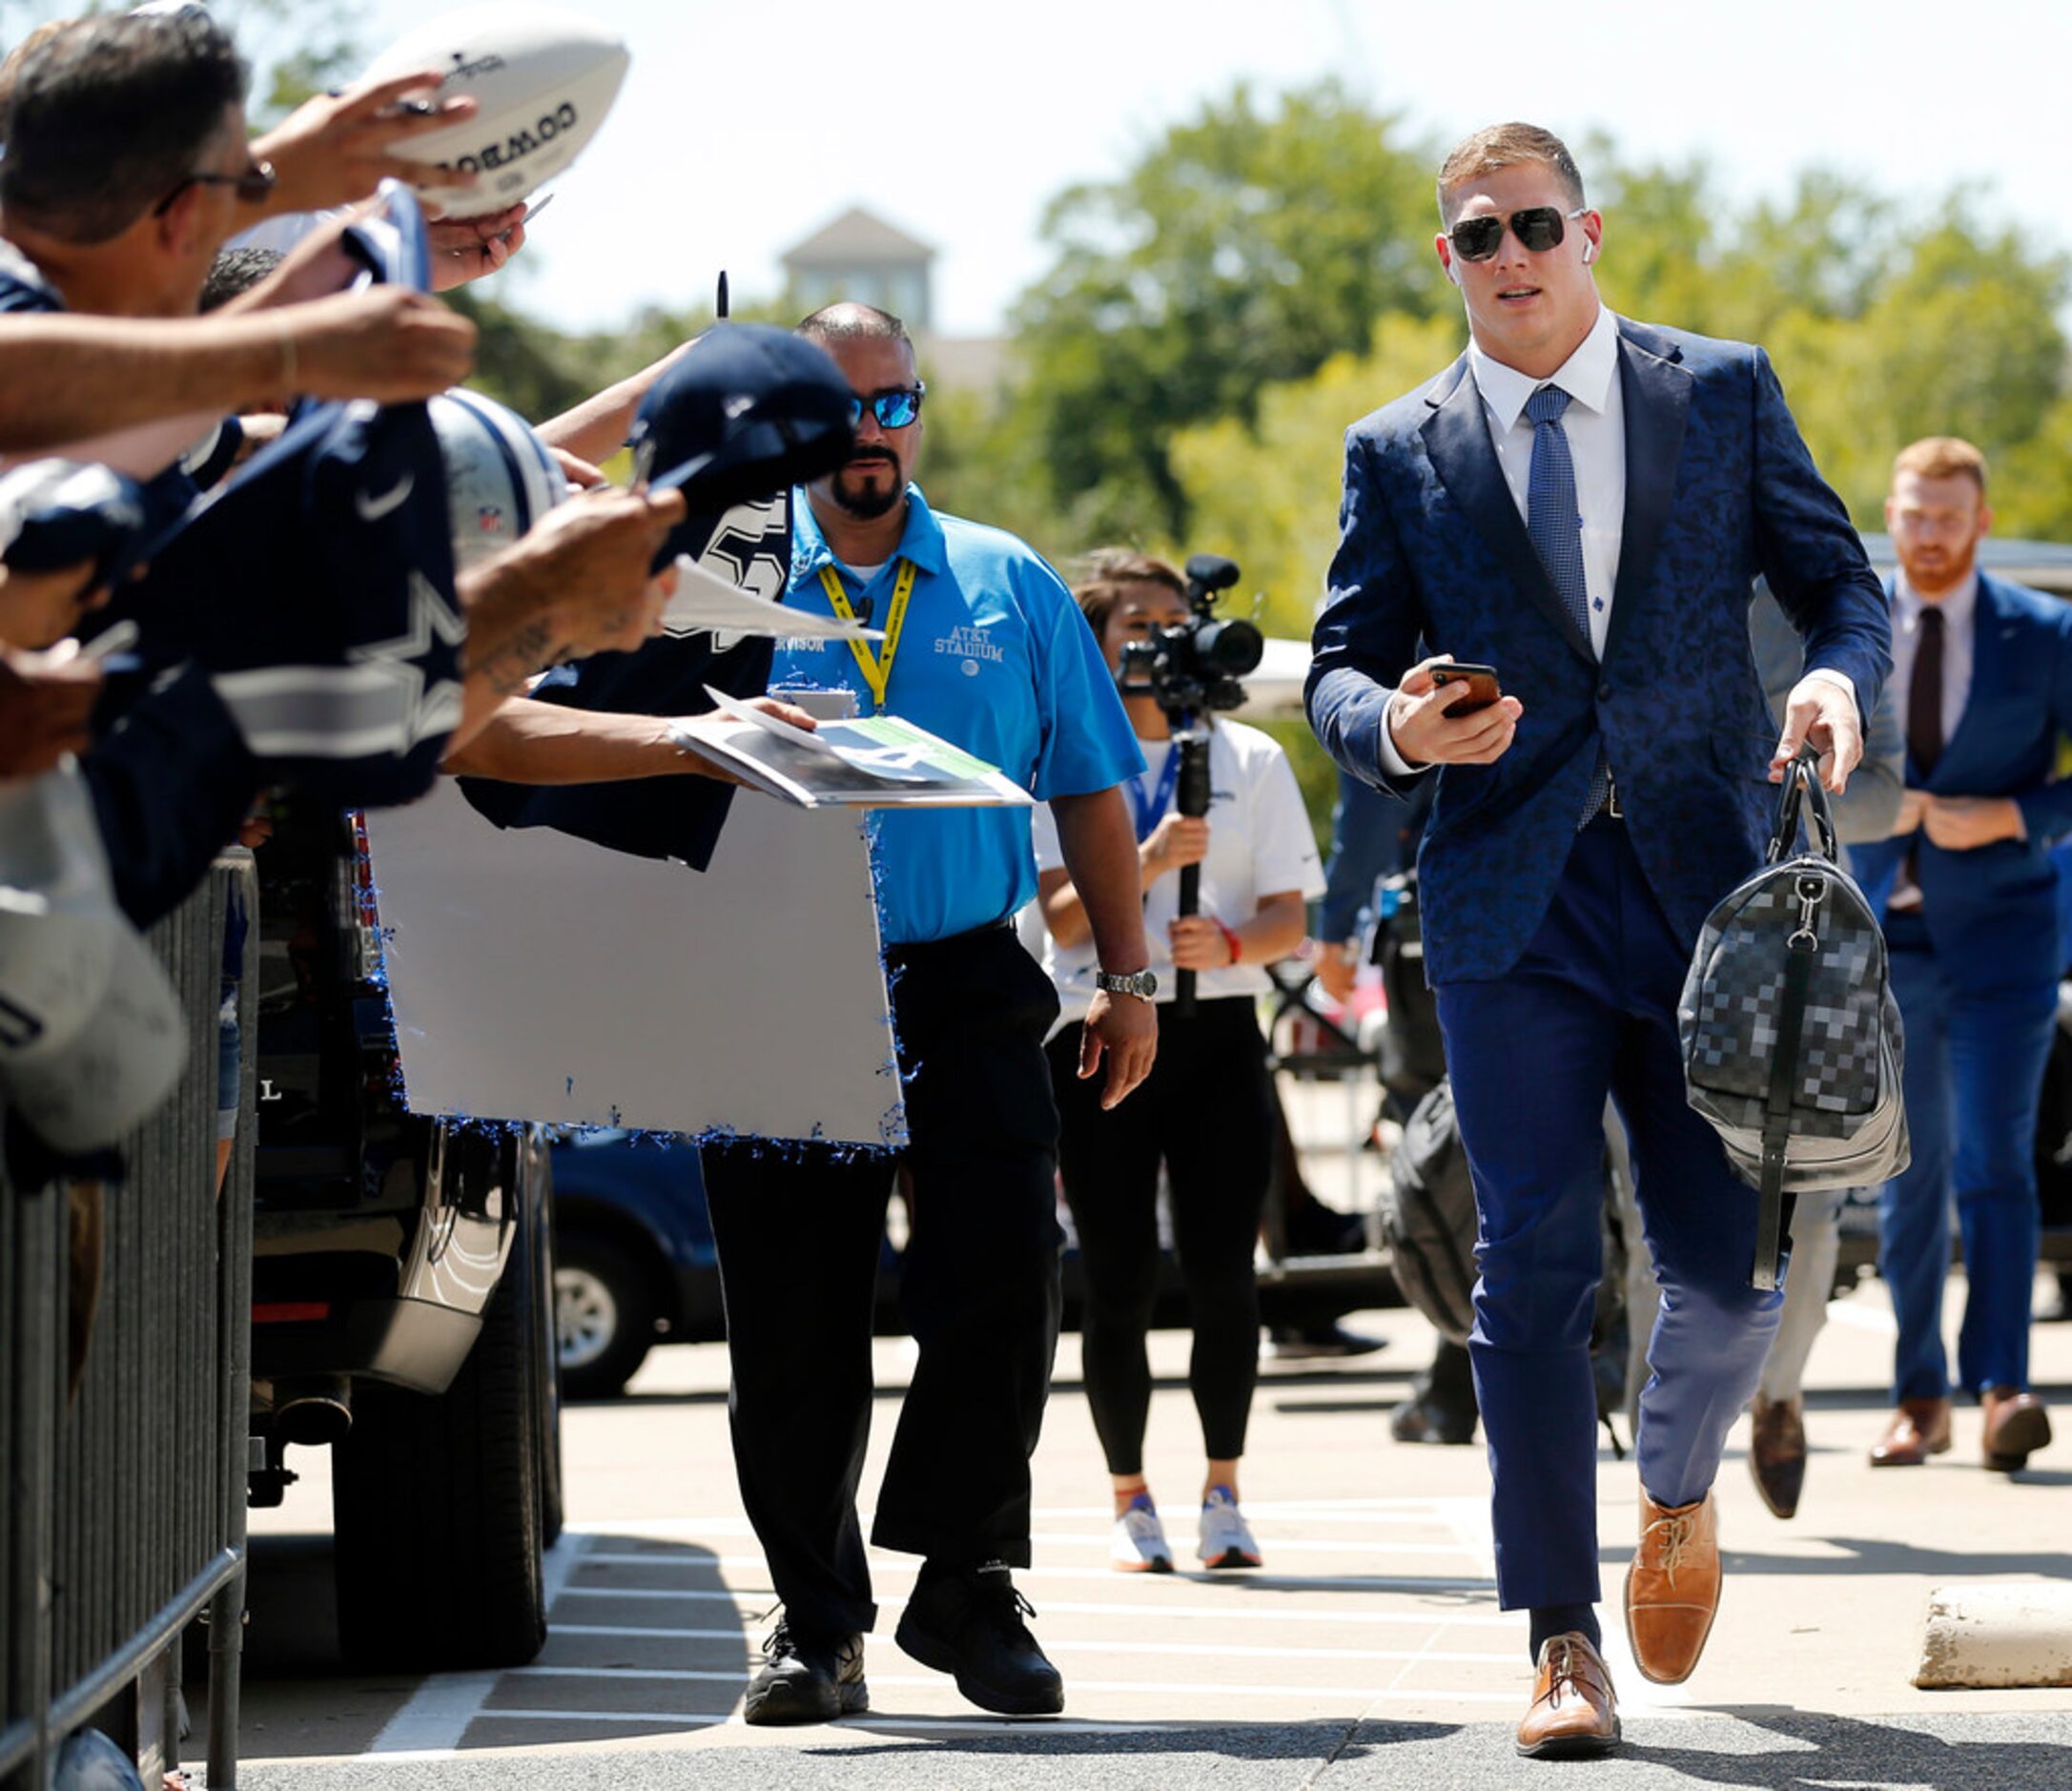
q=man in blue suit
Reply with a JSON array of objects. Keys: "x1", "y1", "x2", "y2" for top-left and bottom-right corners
[
  {"x1": 1850, "y1": 437, "x2": 2072, "y2": 1477},
  {"x1": 1306, "y1": 123, "x2": 1888, "y2": 1759}
]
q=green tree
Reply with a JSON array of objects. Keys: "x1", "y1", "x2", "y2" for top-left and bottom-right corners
[
  {"x1": 1010, "y1": 80, "x2": 1443, "y2": 541},
  {"x1": 1762, "y1": 210, "x2": 2066, "y2": 524},
  {"x1": 1997, "y1": 394, "x2": 2072, "y2": 542},
  {"x1": 1167, "y1": 313, "x2": 1464, "y2": 641}
]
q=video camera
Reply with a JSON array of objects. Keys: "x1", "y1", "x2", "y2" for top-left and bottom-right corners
[{"x1": 1118, "y1": 552, "x2": 1263, "y2": 718}]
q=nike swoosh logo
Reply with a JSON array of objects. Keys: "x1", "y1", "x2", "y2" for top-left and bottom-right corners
[{"x1": 354, "y1": 472, "x2": 415, "y2": 523}]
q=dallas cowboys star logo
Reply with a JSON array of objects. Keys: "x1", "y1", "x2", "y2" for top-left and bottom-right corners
[{"x1": 348, "y1": 568, "x2": 469, "y2": 748}]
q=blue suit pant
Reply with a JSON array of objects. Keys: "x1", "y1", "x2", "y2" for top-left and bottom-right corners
[
  {"x1": 1877, "y1": 910, "x2": 2055, "y2": 1403},
  {"x1": 1436, "y1": 818, "x2": 1782, "y2": 1613}
]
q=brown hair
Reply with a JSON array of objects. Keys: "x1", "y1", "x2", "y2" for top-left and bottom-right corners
[
  {"x1": 1436, "y1": 123, "x2": 1586, "y2": 227},
  {"x1": 1071, "y1": 548, "x2": 1184, "y2": 638},
  {"x1": 1893, "y1": 436, "x2": 1987, "y2": 495}
]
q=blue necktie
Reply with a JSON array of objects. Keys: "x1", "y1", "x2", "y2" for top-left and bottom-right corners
[{"x1": 1524, "y1": 384, "x2": 1610, "y2": 825}]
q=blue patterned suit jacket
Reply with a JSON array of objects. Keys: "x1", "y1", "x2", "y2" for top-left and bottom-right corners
[
  {"x1": 1305, "y1": 316, "x2": 1891, "y2": 985},
  {"x1": 1849, "y1": 570, "x2": 2072, "y2": 989}
]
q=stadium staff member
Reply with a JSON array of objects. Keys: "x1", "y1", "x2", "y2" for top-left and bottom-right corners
[
  {"x1": 704, "y1": 303, "x2": 1154, "y2": 1727},
  {"x1": 1306, "y1": 123, "x2": 1887, "y2": 1759},
  {"x1": 1850, "y1": 437, "x2": 2072, "y2": 1476}
]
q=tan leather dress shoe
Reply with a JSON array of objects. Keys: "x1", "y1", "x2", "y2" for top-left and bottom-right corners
[
  {"x1": 1515, "y1": 1631, "x2": 1619, "y2": 1759},
  {"x1": 1980, "y1": 1388, "x2": 2052, "y2": 1472},
  {"x1": 1624, "y1": 1490, "x2": 1719, "y2": 1685},
  {"x1": 1869, "y1": 1396, "x2": 1952, "y2": 1467},
  {"x1": 1748, "y1": 1393, "x2": 1807, "y2": 1520}
]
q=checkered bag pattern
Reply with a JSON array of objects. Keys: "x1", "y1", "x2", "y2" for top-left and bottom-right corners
[{"x1": 1679, "y1": 850, "x2": 1911, "y2": 1194}]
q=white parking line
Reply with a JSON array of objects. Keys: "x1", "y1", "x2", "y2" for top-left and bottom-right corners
[
  {"x1": 584, "y1": 1535, "x2": 1476, "y2": 1561},
  {"x1": 562, "y1": 1558, "x2": 1497, "y2": 1595},
  {"x1": 583, "y1": 1500, "x2": 1476, "y2": 1534},
  {"x1": 460, "y1": 1710, "x2": 1184, "y2": 1736},
  {"x1": 1028, "y1": 1503, "x2": 1470, "y2": 1525},
  {"x1": 510, "y1": 1661, "x2": 1515, "y2": 1702},
  {"x1": 545, "y1": 1626, "x2": 1514, "y2": 1665},
  {"x1": 556, "y1": 1595, "x2": 1517, "y2": 1630},
  {"x1": 367, "y1": 1534, "x2": 591, "y2": 1754}
]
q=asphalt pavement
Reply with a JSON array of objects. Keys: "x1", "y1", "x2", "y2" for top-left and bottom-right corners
[{"x1": 192, "y1": 1261, "x2": 2072, "y2": 1791}]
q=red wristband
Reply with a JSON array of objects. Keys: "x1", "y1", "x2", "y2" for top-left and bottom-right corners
[{"x1": 1216, "y1": 919, "x2": 1241, "y2": 966}]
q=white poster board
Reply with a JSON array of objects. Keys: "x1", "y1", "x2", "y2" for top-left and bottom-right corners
[{"x1": 362, "y1": 779, "x2": 905, "y2": 1147}]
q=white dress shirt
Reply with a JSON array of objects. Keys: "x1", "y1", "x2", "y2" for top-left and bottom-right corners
[
  {"x1": 1469, "y1": 301, "x2": 1627, "y2": 655},
  {"x1": 1889, "y1": 569, "x2": 1978, "y2": 755}
]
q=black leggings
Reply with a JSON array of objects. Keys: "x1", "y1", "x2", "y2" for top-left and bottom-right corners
[{"x1": 1048, "y1": 998, "x2": 1276, "y2": 1475}]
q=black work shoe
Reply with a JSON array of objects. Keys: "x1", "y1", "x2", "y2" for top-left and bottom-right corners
[
  {"x1": 894, "y1": 1561, "x2": 1064, "y2": 1716},
  {"x1": 742, "y1": 1620, "x2": 868, "y2": 1725}
]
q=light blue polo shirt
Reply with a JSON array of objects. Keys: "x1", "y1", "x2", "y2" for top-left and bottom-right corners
[{"x1": 774, "y1": 484, "x2": 1143, "y2": 945}]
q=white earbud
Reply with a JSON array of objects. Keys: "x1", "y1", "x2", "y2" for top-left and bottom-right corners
[{"x1": 1581, "y1": 240, "x2": 1595, "y2": 265}]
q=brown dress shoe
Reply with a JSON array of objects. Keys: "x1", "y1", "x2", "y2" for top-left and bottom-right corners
[
  {"x1": 1980, "y1": 1388, "x2": 2052, "y2": 1472},
  {"x1": 1869, "y1": 1397, "x2": 1952, "y2": 1467},
  {"x1": 1748, "y1": 1393, "x2": 1807, "y2": 1520},
  {"x1": 1624, "y1": 1490, "x2": 1720, "y2": 1685},
  {"x1": 1514, "y1": 1631, "x2": 1619, "y2": 1759}
]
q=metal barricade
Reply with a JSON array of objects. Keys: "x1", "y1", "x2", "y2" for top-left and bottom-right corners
[{"x1": 1, "y1": 854, "x2": 255, "y2": 1791}]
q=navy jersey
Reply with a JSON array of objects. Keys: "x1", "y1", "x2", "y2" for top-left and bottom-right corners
[{"x1": 106, "y1": 396, "x2": 463, "y2": 809}]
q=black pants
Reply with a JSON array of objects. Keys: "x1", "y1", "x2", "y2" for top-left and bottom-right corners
[
  {"x1": 701, "y1": 924, "x2": 1063, "y2": 1639},
  {"x1": 1048, "y1": 997, "x2": 1274, "y2": 1476}
]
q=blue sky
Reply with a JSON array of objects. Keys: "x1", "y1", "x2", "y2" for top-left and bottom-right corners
[{"x1": 352, "y1": 0, "x2": 2071, "y2": 338}]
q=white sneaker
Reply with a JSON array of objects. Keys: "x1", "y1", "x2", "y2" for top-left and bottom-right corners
[
  {"x1": 1198, "y1": 1487, "x2": 1262, "y2": 1569},
  {"x1": 1109, "y1": 1500, "x2": 1174, "y2": 1573}
]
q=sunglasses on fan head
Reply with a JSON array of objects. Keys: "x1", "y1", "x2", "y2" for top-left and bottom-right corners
[
  {"x1": 1447, "y1": 205, "x2": 1588, "y2": 262},
  {"x1": 153, "y1": 159, "x2": 278, "y2": 217},
  {"x1": 847, "y1": 383, "x2": 926, "y2": 430}
]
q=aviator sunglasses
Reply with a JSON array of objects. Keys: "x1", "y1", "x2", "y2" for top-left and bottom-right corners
[
  {"x1": 1447, "y1": 205, "x2": 1588, "y2": 262},
  {"x1": 848, "y1": 383, "x2": 927, "y2": 429}
]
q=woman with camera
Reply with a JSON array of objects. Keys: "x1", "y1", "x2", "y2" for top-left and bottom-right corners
[{"x1": 1032, "y1": 549, "x2": 1323, "y2": 1573}]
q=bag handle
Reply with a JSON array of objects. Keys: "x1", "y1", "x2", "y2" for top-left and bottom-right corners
[{"x1": 1765, "y1": 743, "x2": 1839, "y2": 865}]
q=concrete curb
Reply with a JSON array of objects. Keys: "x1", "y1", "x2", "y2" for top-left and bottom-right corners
[{"x1": 1916, "y1": 1582, "x2": 2072, "y2": 1688}]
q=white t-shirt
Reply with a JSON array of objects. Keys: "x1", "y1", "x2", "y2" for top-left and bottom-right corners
[{"x1": 1030, "y1": 718, "x2": 1324, "y2": 1012}]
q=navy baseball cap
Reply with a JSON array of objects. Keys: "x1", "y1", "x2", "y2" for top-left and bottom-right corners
[{"x1": 627, "y1": 323, "x2": 854, "y2": 568}]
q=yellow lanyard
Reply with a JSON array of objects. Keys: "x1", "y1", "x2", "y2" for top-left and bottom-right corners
[{"x1": 818, "y1": 559, "x2": 916, "y2": 713}]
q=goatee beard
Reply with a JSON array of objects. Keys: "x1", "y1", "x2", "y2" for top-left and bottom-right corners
[{"x1": 832, "y1": 462, "x2": 904, "y2": 521}]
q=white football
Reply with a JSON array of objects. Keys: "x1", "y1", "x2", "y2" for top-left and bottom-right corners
[{"x1": 360, "y1": 4, "x2": 629, "y2": 218}]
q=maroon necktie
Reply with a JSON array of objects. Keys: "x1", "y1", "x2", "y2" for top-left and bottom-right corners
[{"x1": 1908, "y1": 607, "x2": 1945, "y2": 778}]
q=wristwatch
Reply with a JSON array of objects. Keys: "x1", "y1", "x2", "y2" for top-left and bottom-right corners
[{"x1": 1095, "y1": 968, "x2": 1159, "y2": 1000}]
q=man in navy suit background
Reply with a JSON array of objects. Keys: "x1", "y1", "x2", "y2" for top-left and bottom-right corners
[
  {"x1": 1850, "y1": 437, "x2": 2072, "y2": 1477},
  {"x1": 1306, "y1": 122, "x2": 1888, "y2": 1759}
]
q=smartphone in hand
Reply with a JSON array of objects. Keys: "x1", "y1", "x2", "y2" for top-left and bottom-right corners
[{"x1": 1429, "y1": 663, "x2": 1502, "y2": 714}]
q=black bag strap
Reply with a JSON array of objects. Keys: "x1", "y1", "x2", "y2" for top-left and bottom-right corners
[
  {"x1": 1752, "y1": 867, "x2": 1827, "y2": 1289},
  {"x1": 1766, "y1": 744, "x2": 1839, "y2": 866}
]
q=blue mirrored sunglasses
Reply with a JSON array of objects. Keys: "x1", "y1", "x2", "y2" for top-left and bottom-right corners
[{"x1": 847, "y1": 383, "x2": 926, "y2": 429}]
